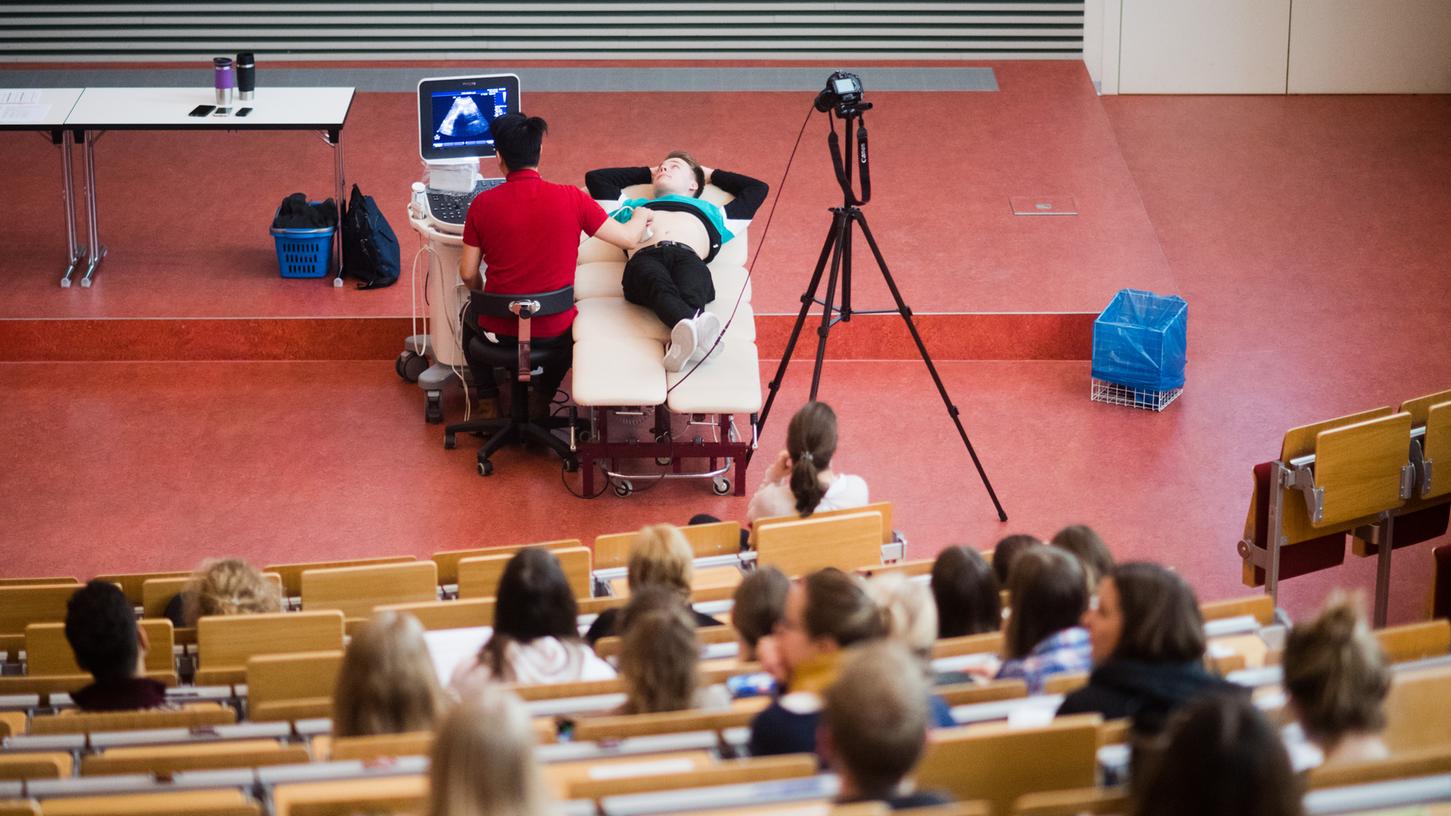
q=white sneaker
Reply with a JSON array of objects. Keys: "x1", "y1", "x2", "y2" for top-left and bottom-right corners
[
  {"x1": 663, "y1": 316, "x2": 699, "y2": 372},
  {"x1": 689, "y1": 312, "x2": 723, "y2": 363}
]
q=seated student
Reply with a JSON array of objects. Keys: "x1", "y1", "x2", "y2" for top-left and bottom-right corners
[
  {"x1": 430, "y1": 685, "x2": 549, "y2": 816},
  {"x1": 930, "y1": 545, "x2": 1002, "y2": 639},
  {"x1": 995, "y1": 547, "x2": 1092, "y2": 694},
  {"x1": 990, "y1": 533, "x2": 1044, "y2": 588},
  {"x1": 821, "y1": 642, "x2": 953, "y2": 810},
  {"x1": 1050, "y1": 524, "x2": 1116, "y2": 589},
  {"x1": 865, "y1": 573, "x2": 956, "y2": 726},
  {"x1": 747, "y1": 401, "x2": 868, "y2": 525},
  {"x1": 749, "y1": 568, "x2": 883, "y2": 757},
  {"x1": 615, "y1": 587, "x2": 730, "y2": 714},
  {"x1": 450, "y1": 548, "x2": 614, "y2": 694},
  {"x1": 583, "y1": 524, "x2": 725, "y2": 645},
  {"x1": 730, "y1": 566, "x2": 790, "y2": 684},
  {"x1": 166, "y1": 557, "x2": 283, "y2": 628},
  {"x1": 585, "y1": 152, "x2": 769, "y2": 370},
  {"x1": 1058, "y1": 563, "x2": 1233, "y2": 736},
  {"x1": 64, "y1": 580, "x2": 167, "y2": 711},
  {"x1": 1131, "y1": 693, "x2": 1303, "y2": 816},
  {"x1": 332, "y1": 611, "x2": 442, "y2": 738},
  {"x1": 1282, "y1": 593, "x2": 1391, "y2": 767}
]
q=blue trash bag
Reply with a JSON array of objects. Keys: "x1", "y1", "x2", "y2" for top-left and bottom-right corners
[{"x1": 1091, "y1": 289, "x2": 1188, "y2": 391}]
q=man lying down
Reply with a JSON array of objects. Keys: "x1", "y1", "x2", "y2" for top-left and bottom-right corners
[{"x1": 585, "y1": 154, "x2": 768, "y2": 372}]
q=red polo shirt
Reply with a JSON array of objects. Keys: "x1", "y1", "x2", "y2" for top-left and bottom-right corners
[{"x1": 462, "y1": 169, "x2": 608, "y2": 337}]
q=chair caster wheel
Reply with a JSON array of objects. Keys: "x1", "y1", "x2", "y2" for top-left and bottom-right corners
[
  {"x1": 397, "y1": 351, "x2": 427, "y2": 383},
  {"x1": 425, "y1": 392, "x2": 443, "y2": 424},
  {"x1": 444, "y1": 432, "x2": 456, "y2": 450},
  {"x1": 613, "y1": 479, "x2": 633, "y2": 497},
  {"x1": 477, "y1": 457, "x2": 494, "y2": 477},
  {"x1": 712, "y1": 476, "x2": 732, "y2": 496}
]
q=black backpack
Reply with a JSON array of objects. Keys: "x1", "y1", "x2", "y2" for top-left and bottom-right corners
[{"x1": 341, "y1": 184, "x2": 400, "y2": 289}]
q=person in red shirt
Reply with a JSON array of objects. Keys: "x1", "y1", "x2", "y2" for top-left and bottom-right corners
[{"x1": 459, "y1": 113, "x2": 650, "y2": 419}]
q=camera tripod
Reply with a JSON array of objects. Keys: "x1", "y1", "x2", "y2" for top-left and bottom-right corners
[{"x1": 756, "y1": 105, "x2": 1008, "y2": 522}]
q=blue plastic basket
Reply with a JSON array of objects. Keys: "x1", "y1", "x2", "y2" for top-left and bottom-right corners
[
  {"x1": 1091, "y1": 288, "x2": 1188, "y2": 391},
  {"x1": 270, "y1": 226, "x2": 333, "y2": 279}
]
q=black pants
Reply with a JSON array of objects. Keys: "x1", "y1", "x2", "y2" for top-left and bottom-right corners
[
  {"x1": 462, "y1": 319, "x2": 574, "y2": 402},
  {"x1": 623, "y1": 243, "x2": 715, "y2": 328}
]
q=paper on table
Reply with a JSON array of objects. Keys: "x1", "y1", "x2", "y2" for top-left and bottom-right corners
[
  {"x1": 0, "y1": 90, "x2": 41, "y2": 104},
  {"x1": 0, "y1": 104, "x2": 52, "y2": 124},
  {"x1": 586, "y1": 757, "x2": 696, "y2": 780}
]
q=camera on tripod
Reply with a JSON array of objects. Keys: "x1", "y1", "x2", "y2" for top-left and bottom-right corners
[{"x1": 814, "y1": 71, "x2": 872, "y2": 116}]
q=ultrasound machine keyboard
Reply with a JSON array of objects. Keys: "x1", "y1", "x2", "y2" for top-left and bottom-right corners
[{"x1": 426, "y1": 177, "x2": 505, "y2": 228}]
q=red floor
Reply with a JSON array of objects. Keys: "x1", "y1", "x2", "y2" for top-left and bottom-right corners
[{"x1": 2, "y1": 63, "x2": 1449, "y2": 626}]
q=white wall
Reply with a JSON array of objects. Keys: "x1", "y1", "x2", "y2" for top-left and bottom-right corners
[
  {"x1": 1118, "y1": 0, "x2": 1291, "y2": 94},
  {"x1": 1288, "y1": 0, "x2": 1451, "y2": 93}
]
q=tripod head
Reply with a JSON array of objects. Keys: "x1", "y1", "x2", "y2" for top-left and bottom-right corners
[{"x1": 816, "y1": 72, "x2": 872, "y2": 207}]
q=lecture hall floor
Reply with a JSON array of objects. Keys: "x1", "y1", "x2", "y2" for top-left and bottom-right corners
[{"x1": 1, "y1": 62, "x2": 1448, "y2": 624}]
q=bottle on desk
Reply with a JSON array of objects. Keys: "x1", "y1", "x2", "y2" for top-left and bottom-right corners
[
  {"x1": 213, "y1": 57, "x2": 235, "y2": 106},
  {"x1": 236, "y1": 52, "x2": 255, "y2": 103}
]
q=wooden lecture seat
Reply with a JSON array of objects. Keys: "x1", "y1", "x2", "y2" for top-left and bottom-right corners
[
  {"x1": 755, "y1": 511, "x2": 883, "y2": 577},
  {"x1": 510, "y1": 675, "x2": 626, "y2": 702},
  {"x1": 300, "y1": 561, "x2": 439, "y2": 621},
  {"x1": 607, "y1": 564, "x2": 744, "y2": 603},
  {"x1": 0, "y1": 672, "x2": 172, "y2": 699},
  {"x1": 374, "y1": 597, "x2": 496, "y2": 630},
  {"x1": 28, "y1": 703, "x2": 236, "y2": 736},
  {"x1": 432, "y1": 539, "x2": 581, "y2": 587},
  {"x1": 750, "y1": 501, "x2": 896, "y2": 549},
  {"x1": 570, "y1": 697, "x2": 772, "y2": 742},
  {"x1": 139, "y1": 573, "x2": 283, "y2": 621},
  {"x1": 593, "y1": 521, "x2": 743, "y2": 570},
  {"x1": 565, "y1": 753, "x2": 816, "y2": 801},
  {"x1": 1375, "y1": 619, "x2": 1451, "y2": 664},
  {"x1": 1383, "y1": 664, "x2": 1451, "y2": 754},
  {"x1": 39, "y1": 789, "x2": 260, "y2": 816},
  {"x1": 0, "y1": 801, "x2": 38, "y2": 816},
  {"x1": 1307, "y1": 743, "x2": 1451, "y2": 790},
  {"x1": 80, "y1": 738, "x2": 309, "y2": 776},
  {"x1": 24, "y1": 619, "x2": 174, "y2": 678},
  {"x1": 271, "y1": 774, "x2": 427, "y2": 816},
  {"x1": 93, "y1": 570, "x2": 191, "y2": 607},
  {"x1": 915, "y1": 714, "x2": 1103, "y2": 816},
  {"x1": 322, "y1": 730, "x2": 433, "y2": 762},
  {"x1": 578, "y1": 594, "x2": 631, "y2": 616},
  {"x1": 1012, "y1": 787, "x2": 1127, "y2": 816},
  {"x1": 1199, "y1": 595, "x2": 1275, "y2": 626},
  {"x1": 0, "y1": 577, "x2": 77, "y2": 588},
  {"x1": 0, "y1": 753, "x2": 72, "y2": 781},
  {"x1": 0, "y1": 711, "x2": 27, "y2": 739},
  {"x1": 458, "y1": 545, "x2": 592, "y2": 601},
  {"x1": 593, "y1": 623, "x2": 739, "y2": 659},
  {"x1": 542, "y1": 749, "x2": 715, "y2": 799},
  {"x1": 246, "y1": 650, "x2": 344, "y2": 723},
  {"x1": 858, "y1": 559, "x2": 936, "y2": 579},
  {"x1": 263, "y1": 555, "x2": 417, "y2": 599},
  {"x1": 0, "y1": 583, "x2": 88, "y2": 656},
  {"x1": 1042, "y1": 673, "x2": 1089, "y2": 696},
  {"x1": 936, "y1": 679, "x2": 1028, "y2": 708},
  {"x1": 931, "y1": 631, "x2": 1004, "y2": 659},
  {"x1": 195, "y1": 609, "x2": 345, "y2": 685}
]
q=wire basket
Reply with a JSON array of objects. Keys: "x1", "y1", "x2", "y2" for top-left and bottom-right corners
[{"x1": 1090, "y1": 378, "x2": 1183, "y2": 412}]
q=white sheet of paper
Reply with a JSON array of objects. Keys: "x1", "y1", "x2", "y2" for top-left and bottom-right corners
[
  {"x1": 1006, "y1": 703, "x2": 1057, "y2": 728},
  {"x1": 0, "y1": 103, "x2": 51, "y2": 124},
  {"x1": 586, "y1": 757, "x2": 696, "y2": 780},
  {"x1": 423, "y1": 625, "x2": 492, "y2": 687},
  {"x1": 0, "y1": 89, "x2": 41, "y2": 104}
]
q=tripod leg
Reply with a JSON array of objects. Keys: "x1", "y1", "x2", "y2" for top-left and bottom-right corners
[
  {"x1": 757, "y1": 209, "x2": 846, "y2": 441},
  {"x1": 852, "y1": 211, "x2": 1009, "y2": 522},
  {"x1": 808, "y1": 211, "x2": 851, "y2": 402}
]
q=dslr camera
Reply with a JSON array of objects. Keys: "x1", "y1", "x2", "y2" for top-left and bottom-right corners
[{"x1": 814, "y1": 71, "x2": 871, "y2": 116}]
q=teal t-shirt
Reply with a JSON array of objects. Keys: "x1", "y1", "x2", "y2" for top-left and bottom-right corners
[{"x1": 609, "y1": 193, "x2": 735, "y2": 245}]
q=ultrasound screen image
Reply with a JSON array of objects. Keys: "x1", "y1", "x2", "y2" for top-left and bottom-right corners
[{"x1": 431, "y1": 87, "x2": 510, "y2": 151}]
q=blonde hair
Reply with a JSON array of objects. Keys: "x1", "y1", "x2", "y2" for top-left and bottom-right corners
[
  {"x1": 865, "y1": 572, "x2": 938, "y2": 661},
  {"x1": 627, "y1": 524, "x2": 694, "y2": 597},
  {"x1": 618, "y1": 588, "x2": 700, "y2": 714},
  {"x1": 332, "y1": 611, "x2": 442, "y2": 738},
  {"x1": 429, "y1": 686, "x2": 547, "y2": 816},
  {"x1": 183, "y1": 558, "x2": 282, "y2": 625},
  {"x1": 1282, "y1": 593, "x2": 1389, "y2": 747}
]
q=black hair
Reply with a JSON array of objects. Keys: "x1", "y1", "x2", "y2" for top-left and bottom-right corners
[
  {"x1": 64, "y1": 580, "x2": 139, "y2": 681},
  {"x1": 491, "y1": 112, "x2": 547, "y2": 171},
  {"x1": 931, "y1": 546, "x2": 1002, "y2": 638},
  {"x1": 480, "y1": 548, "x2": 580, "y2": 680}
]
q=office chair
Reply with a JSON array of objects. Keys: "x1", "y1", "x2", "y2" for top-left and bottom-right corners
[{"x1": 443, "y1": 286, "x2": 579, "y2": 476}]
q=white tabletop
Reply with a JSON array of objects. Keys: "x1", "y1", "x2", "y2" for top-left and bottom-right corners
[
  {"x1": 65, "y1": 86, "x2": 354, "y2": 129},
  {"x1": 0, "y1": 87, "x2": 83, "y2": 129}
]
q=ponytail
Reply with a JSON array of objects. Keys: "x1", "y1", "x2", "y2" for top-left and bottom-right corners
[
  {"x1": 791, "y1": 451, "x2": 826, "y2": 516},
  {"x1": 785, "y1": 402, "x2": 839, "y2": 517}
]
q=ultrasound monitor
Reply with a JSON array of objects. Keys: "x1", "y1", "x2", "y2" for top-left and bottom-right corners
[{"x1": 417, "y1": 74, "x2": 521, "y2": 162}]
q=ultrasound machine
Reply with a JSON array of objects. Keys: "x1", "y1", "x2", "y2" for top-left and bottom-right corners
[{"x1": 397, "y1": 74, "x2": 520, "y2": 423}]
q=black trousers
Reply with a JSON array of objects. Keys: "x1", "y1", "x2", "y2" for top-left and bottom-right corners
[
  {"x1": 462, "y1": 317, "x2": 574, "y2": 402},
  {"x1": 623, "y1": 243, "x2": 715, "y2": 328}
]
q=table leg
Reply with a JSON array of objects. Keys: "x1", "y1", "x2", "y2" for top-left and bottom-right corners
[
  {"x1": 331, "y1": 127, "x2": 346, "y2": 288},
  {"x1": 80, "y1": 130, "x2": 107, "y2": 288},
  {"x1": 59, "y1": 129, "x2": 87, "y2": 288}
]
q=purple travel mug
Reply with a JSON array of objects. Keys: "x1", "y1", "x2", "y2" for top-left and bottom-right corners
[{"x1": 213, "y1": 57, "x2": 235, "y2": 106}]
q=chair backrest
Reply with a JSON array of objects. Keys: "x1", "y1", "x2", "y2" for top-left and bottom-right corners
[
  {"x1": 29, "y1": 703, "x2": 237, "y2": 736},
  {"x1": 1267, "y1": 408, "x2": 1397, "y2": 546},
  {"x1": 857, "y1": 559, "x2": 936, "y2": 580},
  {"x1": 594, "y1": 623, "x2": 738, "y2": 660},
  {"x1": 93, "y1": 570, "x2": 191, "y2": 606},
  {"x1": 80, "y1": 738, "x2": 309, "y2": 777},
  {"x1": 1375, "y1": 619, "x2": 1451, "y2": 663},
  {"x1": 1311, "y1": 412, "x2": 1412, "y2": 527},
  {"x1": 300, "y1": 561, "x2": 439, "y2": 621},
  {"x1": 326, "y1": 730, "x2": 433, "y2": 762},
  {"x1": 937, "y1": 679, "x2": 1028, "y2": 708},
  {"x1": 140, "y1": 573, "x2": 284, "y2": 621},
  {"x1": 915, "y1": 714, "x2": 1104, "y2": 816},
  {"x1": 751, "y1": 501, "x2": 894, "y2": 547},
  {"x1": 543, "y1": 750, "x2": 715, "y2": 800},
  {"x1": 263, "y1": 555, "x2": 417, "y2": 598},
  {"x1": 1042, "y1": 672, "x2": 1090, "y2": 695},
  {"x1": 1012, "y1": 787, "x2": 1127, "y2": 816},
  {"x1": 1200, "y1": 595, "x2": 1275, "y2": 626},
  {"x1": 375, "y1": 597, "x2": 496, "y2": 630},
  {"x1": 0, "y1": 752, "x2": 72, "y2": 781},
  {"x1": 458, "y1": 546, "x2": 592, "y2": 600},
  {"x1": 509, "y1": 675, "x2": 627, "y2": 702},
  {"x1": 271, "y1": 775, "x2": 427, "y2": 816},
  {"x1": 246, "y1": 650, "x2": 344, "y2": 723},
  {"x1": 931, "y1": 630, "x2": 1004, "y2": 659},
  {"x1": 0, "y1": 584, "x2": 86, "y2": 653},
  {"x1": 1308, "y1": 743, "x2": 1451, "y2": 790},
  {"x1": 471, "y1": 285, "x2": 575, "y2": 320},
  {"x1": 566, "y1": 754, "x2": 817, "y2": 802},
  {"x1": 25, "y1": 619, "x2": 174, "y2": 677},
  {"x1": 1383, "y1": 664, "x2": 1451, "y2": 753},
  {"x1": 39, "y1": 789, "x2": 260, "y2": 816},
  {"x1": 433, "y1": 539, "x2": 581, "y2": 586},
  {"x1": 0, "y1": 577, "x2": 77, "y2": 588},
  {"x1": 571, "y1": 699, "x2": 770, "y2": 742},
  {"x1": 1420, "y1": 401, "x2": 1451, "y2": 501},
  {"x1": 594, "y1": 522, "x2": 744, "y2": 570},
  {"x1": 754, "y1": 511, "x2": 882, "y2": 577},
  {"x1": 196, "y1": 610, "x2": 345, "y2": 685}
]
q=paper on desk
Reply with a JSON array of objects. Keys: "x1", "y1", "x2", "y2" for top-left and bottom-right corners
[
  {"x1": 586, "y1": 757, "x2": 696, "y2": 780},
  {"x1": 0, "y1": 90, "x2": 41, "y2": 104},
  {"x1": 0, "y1": 104, "x2": 51, "y2": 124},
  {"x1": 1005, "y1": 702, "x2": 1058, "y2": 728}
]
